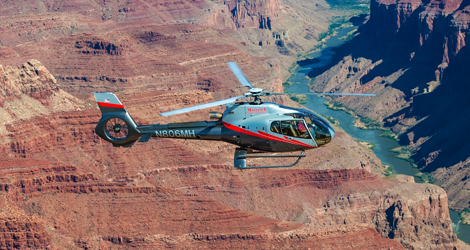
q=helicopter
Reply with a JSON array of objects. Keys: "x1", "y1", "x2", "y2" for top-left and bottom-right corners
[{"x1": 93, "y1": 62, "x2": 375, "y2": 169}]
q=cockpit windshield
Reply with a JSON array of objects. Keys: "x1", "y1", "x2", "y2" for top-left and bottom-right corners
[
  {"x1": 270, "y1": 120, "x2": 311, "y2": 139},
  {"x1": 284, "y1": 111, "x2": 334, "y2": 146}
]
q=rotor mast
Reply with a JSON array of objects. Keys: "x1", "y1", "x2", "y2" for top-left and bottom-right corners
[{"x1": 248, "y1": 88, "x2": 263, "y2": 104}]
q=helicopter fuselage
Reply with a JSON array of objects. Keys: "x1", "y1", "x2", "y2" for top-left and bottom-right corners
[
  {"x1": 93, "y1": 61, "x2": 371, "y2": 168},
  {"x1": 135, "y1": 102, "x2": 335, "y2": 152}
]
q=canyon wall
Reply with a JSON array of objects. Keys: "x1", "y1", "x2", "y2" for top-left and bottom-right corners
[
  {"x1": 0, "y1": 57, "x2": 461, "y2": 248},
  {"x1": 214, "y1": 0, "x2": 280, "y2": 29},
  {"x1": 0, "y1": 0, "x2": 463, "y2": 248},
  {"x1": 310, "y1": 0, "x2": 470, "y2": 210},
  {"x1": 0, "y1": 0, "x2": 330, "y2": 77}
]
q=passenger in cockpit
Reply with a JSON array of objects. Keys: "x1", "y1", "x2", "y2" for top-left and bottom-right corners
[
  {"x1": 297, "y1": 122, "x2": 311, "y2": 138},
  {"x1": 297, "y1": 122, "x2": 307, "y2": 133}
]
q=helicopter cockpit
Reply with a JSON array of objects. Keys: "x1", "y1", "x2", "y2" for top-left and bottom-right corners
[
  {"x1": 270, "y1": 120, "x2": 312, "y2": 139},
  {"x1": 282, "y1": 110, "x2": 335, "y2": 146}
]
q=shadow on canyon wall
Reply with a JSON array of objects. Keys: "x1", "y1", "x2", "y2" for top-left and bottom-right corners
[
  {"x1": 405, "y1": 43, "x2": 470, "y2": 173},
  {"x1": 307, "y1": 0, "x2": 470, "y2": 172}
]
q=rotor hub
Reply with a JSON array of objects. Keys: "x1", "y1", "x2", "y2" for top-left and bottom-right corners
[{"x1": 249, "y1": 88, "x2": 263, "y2": 95}]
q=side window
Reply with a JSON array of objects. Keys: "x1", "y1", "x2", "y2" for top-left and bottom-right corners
[
  {"x1": 281, "y1": 120, "x2": 298, "y2": 137},
  {"x1": 270, "y1": 121, "x2": 281, "y2": 134}
]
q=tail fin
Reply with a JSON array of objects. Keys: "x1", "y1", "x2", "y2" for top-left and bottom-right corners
[
  {"x1": 93, "y1": 92, "x2": 141, "y2": 147},
  {"x1": 94, "y1": 92, "x2": 127, "y2": 113}
]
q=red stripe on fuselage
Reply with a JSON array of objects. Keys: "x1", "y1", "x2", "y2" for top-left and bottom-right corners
[
  {"x1": 222, "y1": 122, "x2": 314, "y2": 148},
  {"x1": 97, "y1": 102, "x2": 125, "y2": 109},
  {"x1": 257, "y1": 130, "x2": 314, "y2": 148}
]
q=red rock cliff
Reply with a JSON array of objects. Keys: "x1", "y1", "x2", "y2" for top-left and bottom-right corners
[
  {"x1": 221, "y1": 0, "x2": 280, "y2": 29},
  {"x1": 0, "y1": 60, "x2": 58, "y2": 101},
  {"x1": 0, "y1": 56, "x2": 460, "y2": 248}
]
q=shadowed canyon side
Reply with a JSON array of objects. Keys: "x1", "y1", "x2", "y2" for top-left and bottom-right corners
[
  {"x1": 310, "y1": 0, "x2": 470, "y2": 211},
  {"x1": 0, "y1": 0, "x2": 463, "y2": 249}
]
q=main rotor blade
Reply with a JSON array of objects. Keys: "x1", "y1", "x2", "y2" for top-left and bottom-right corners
[
  {"x1": 159, "y1": 95, "x2": 246, "y2": 117},
  {"x1": 271, "y1": 92, "x2": 376, "y2": 97},
  {"x1": 227, "y1": 62, "x2": 254, "y2": 89},
  {"x1": 311, "y1": 93, "x2": 376, "y2": 96}
]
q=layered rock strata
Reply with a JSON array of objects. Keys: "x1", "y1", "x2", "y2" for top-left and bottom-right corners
[
  {"x1": 0, "y1": 214, "x2": 51, "y2": 250},
  {"x1": 0, "y1": 57, "x2": 460, "y2": 248},
  {"x1": 152, "y1": 166, "x2": 459, "y2": 249},
  {"x1": 0, "y1": 157, "x2": 410, "y2": 249},
  {"x1": 0, "y1": 0, "x2": 331, "y2": 82}
]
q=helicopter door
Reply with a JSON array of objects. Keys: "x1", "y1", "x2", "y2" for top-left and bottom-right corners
[{"x1": 269, "y1": 120, "x2": 315, "y2": 151}]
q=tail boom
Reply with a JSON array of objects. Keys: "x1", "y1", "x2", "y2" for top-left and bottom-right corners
[
  {"x1": 93, "y1": 93, "x2": 224, "y2": 147},
  {"x1": 137, "y1": 121, "x2": 222, "y2": 141}
]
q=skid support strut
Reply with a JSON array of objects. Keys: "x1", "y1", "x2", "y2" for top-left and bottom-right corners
[{"x1": 234, "y1": 148, "x2": 305, "y2": 169}]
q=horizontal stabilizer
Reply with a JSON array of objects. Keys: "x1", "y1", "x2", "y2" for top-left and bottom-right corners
[{"x1": 138, "y1": 133, "x2": 152, "y2": 142}]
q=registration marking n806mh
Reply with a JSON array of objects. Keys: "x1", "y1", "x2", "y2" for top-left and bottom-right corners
[{"x1": 154, "y1": 130, "x2": 196, "y2": 138}]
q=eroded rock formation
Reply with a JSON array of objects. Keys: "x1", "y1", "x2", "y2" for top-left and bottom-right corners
[
  {"x1": 0, "y1": 59, "x2": 58, "y2": 100},
  {"x1": 221, "y1": 0, "x2": 280, "y2": 29}
]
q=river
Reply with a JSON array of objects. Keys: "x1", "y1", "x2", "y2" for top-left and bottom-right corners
[{"x1": 285, "y1": 24, "x2": 470, "y2": 244}]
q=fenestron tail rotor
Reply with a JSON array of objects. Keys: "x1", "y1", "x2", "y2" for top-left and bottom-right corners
[
  {"x1": 105, "y1": 118, "x2": 129, "y2": 141},
  {"x1": 158, "y1": 62, "x2": 376, "y2": 117},
  {"x1": 93, "y1": 92, "x2": 142, "y2": 147}
]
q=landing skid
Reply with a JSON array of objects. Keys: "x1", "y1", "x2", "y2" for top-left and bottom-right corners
[{"x1": 234, "y1": 148, "x2": 305, "y2": 169}]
